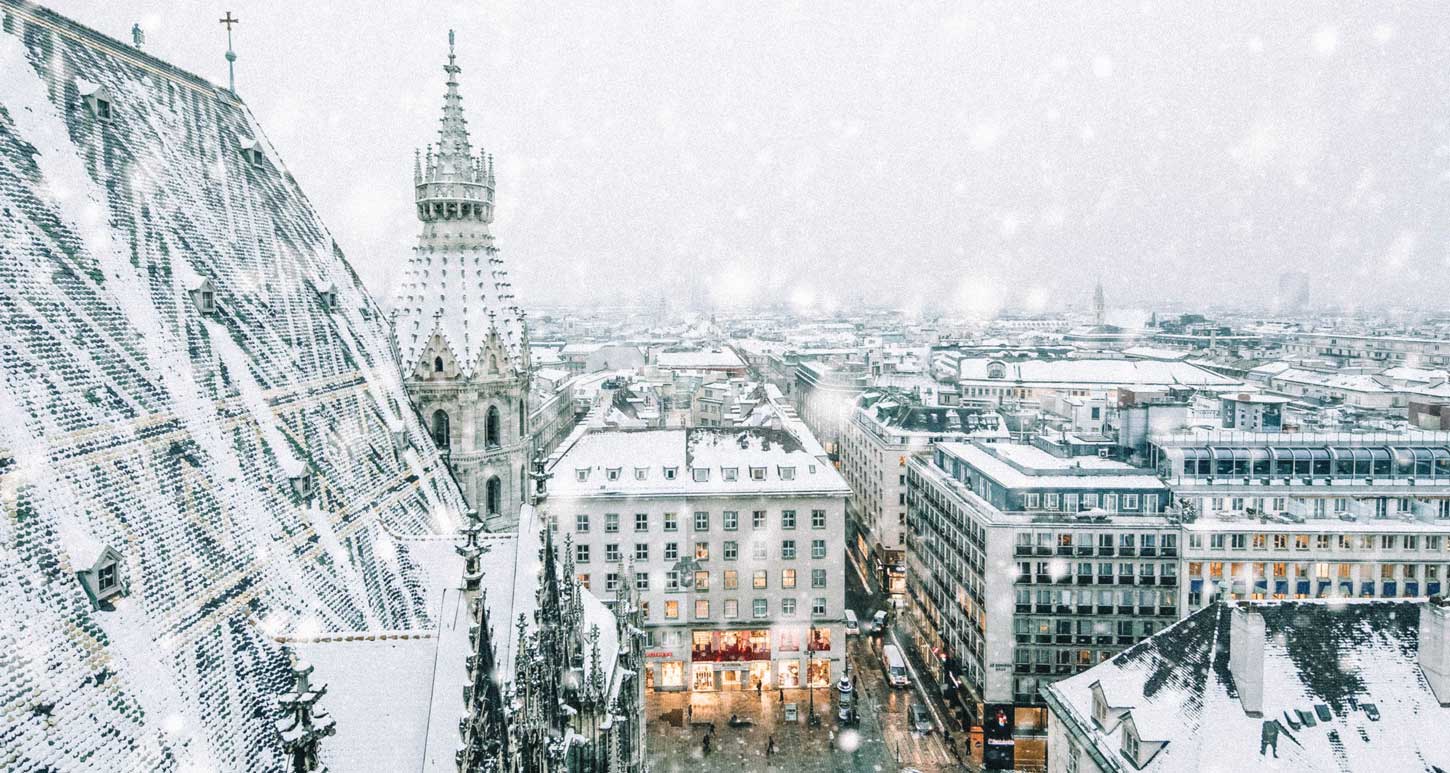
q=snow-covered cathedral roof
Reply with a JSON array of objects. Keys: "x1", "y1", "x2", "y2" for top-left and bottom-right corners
[
  {"x1": 0, "y1": 3, "x2": 465, "y2": 769},
  {"x1": 390, "y1": 34, "x2": 529, "y2": 378}
]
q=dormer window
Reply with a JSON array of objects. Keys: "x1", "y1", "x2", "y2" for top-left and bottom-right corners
[
  {"x1": 606, "y1": 467, "x2": 621, "y2": 481},
  {"x1": 434, "y1": 357, "x2": 445, "y2": 374},
  {"x1": 692, "y1": 468, "x2": 710, "y2": 483},
  {"x1": 288, "y1": 468, "x2": 316, "y2": 501},
  {"x1": 1122, "y1": 728, "x2": 1140, "y2": 763},
  {"x1": 778, "y1": 466, "x2": 796, "y2": 481},
  {"x1": 317, "y1": 284, "x2": 338, "y2": 311},
  {"x1": 633, "y1": 467, "x2": 648, "y2": 481},
  {"x1": 576, "y1": 468, "x2": 590, "y2": 483},
  {"x1": 750, "y1": 466, "x2": 767, "y2": 481},
  {"x1": 238, "y1": 137, "x2": 265, "y2": 168},
  {"x1": 189, "y1": 278, "x2": 217, "y2": 316},
  {"x1": 722, "y1": 467, "x2": 739, "y2": 482},
  {"x1": 986, "y1": 360, "x2": 1007, "y2": 379},
  {"x1": 77, "y1": 78, "x2": 112, "y2": 122},
  {"x1": 663, "y1": 467, "x2": 678, "y2": 480},
  {"x1": 74, "y1": 544, "x2": 126, "y2": 609},
  {"x1": 1092, "y1": 689, "x2": 1109, "y2": 727}
]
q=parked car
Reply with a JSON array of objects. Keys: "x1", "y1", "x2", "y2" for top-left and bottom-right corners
[
  {"x1": 844, "y1": 609, "x2": 860, "y2": 635},
  {"x1": 908, "y1": 703, "x2": 934, "y2": 734},
  {"x1": 870, "y1": 609, "x2": 888, "y2": 634}
]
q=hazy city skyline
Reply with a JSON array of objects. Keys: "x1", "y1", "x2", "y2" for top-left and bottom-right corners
[{"x1": 50, "y1": 1, "x2": 1450, "y2": 314}]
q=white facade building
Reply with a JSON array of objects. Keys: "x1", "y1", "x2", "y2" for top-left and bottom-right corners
[{"x1": 544, "y1": 424, "x2": 850, "y2": 694}]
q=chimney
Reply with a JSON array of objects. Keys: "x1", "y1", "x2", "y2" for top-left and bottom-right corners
[
  {"x1": 1229, "y1": 605, "x2": 1266, "y2": 716},
  {"x1": 1422, "y1": 598, "x2": 1450, "y2": 706}
]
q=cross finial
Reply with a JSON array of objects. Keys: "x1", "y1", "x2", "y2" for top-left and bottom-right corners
[{"x1": 219, "y1": 12, "x2": 239, "y2": 92}]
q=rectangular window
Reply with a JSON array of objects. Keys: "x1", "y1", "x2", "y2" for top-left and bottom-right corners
[
  {"x1": 664, "y1": 512, "x2": 678, "y2": 532},
  {"x1": 665, "y1": 571, "x2": 679, "y2": 590},
  {"x1": 605, "y1": 513, "x2": 619, "y2": 533},
  {"x1": 812, "y1": 509, "x2": 827, "y2": 529},
  {"x1": 753, "y1": 570, "x2": 768, "y2": 589},
  {"x1": 724, "y1": 569, "x2": 739, "y2": 589},
  {"x1": 812, "y1": 568, "x2": 827, "y2": 588},
  {"x1": 694, "y1": 599, "x2": 710, "y2": 619},
  {"x1": 782, "y1": 510, "x2": 797, "y2": 529},
  {"x1": 665, "y1": 600, "x2": 679, "y2": 619},
  {"x1": 695, "y1": 542, "x2": 710, "y2": 560},
  {"x1": 724, "y1": 599, "x2": 739, "y2": 618},
  {"x1": 751, "y1": 467, "x2": 767, "y2": 481},
  {"x1": 692, "y1": 468, "x2": 710, "y2": 482},
  {"x1": 635, "y1": 512, "x2": 648, "y2": 532},
  {"x1": 782, "y1": 598, "x2": 798, "y2": 617},
  {"x1": 605, "y1": 573, "x2": 620, "y2": 592},
  {"x1": 753, "y1": 599, "x2": 768, "y2": 618},
  {"x1": 812, "y1": 598, "x2": 827, "y2": 617},
  {"x1": 782, "y1": 568, "x2": 797, "y2": 588},
  {"x1": 812, "y1": 539, "x2": 827, "y2": 559},
  {"x1": 722, "y1": 467, "x2": 739, "y2": 482},
  {"x1": 634, "y1": 543, "x2": 649, "y2": 561},
  {"x1": 695, "y1": 511, "x2": 710, "y2": 531},
  {"x1": 752, "y1": 541, "x2": 768, "y2": 560},
  {"x1": 753, "y1": 510, "x2": 767, "y2": 529},
  {"x1": 782, "y1": 540, "x2": 797, "y2": 560},
  {"x1": 635, "y1": 572, "x2": 650, "y2": 591},
  {"x1": 575, "y1": 514, "x2": 590, "y2": 532},
  {"x1": 724, "y1": 541, "x2": 738, "y2": 560},
  {"x1": 1123, "y1": 494, "x2": 1139, "y2": 511},
  {"x1": 694, "y1": 570, "x2": 710, "y2": 590},
  {"x1": 664, "y1": 542, "x2": 679, "y2": 561},
  {"x1": 724, "y1": 511, "x2": 739, "y2": 530},
  {"x1": 605, "y1": 544, "x2": 620, "y2": 563},
  {"x1": 575, "y1": 544, "x2": 590, "y2": 564}
]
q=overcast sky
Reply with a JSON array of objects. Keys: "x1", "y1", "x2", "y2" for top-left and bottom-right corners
[{"x1": 46, "y1": 1, "x2": 1450, "y2": 315}]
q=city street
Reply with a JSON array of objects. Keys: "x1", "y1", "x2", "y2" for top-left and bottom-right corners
[{"x1": 844, "y1": 544, "x2": 971, "y2": 773}]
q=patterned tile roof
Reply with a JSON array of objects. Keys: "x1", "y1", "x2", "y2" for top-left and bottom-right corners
[{"x1": 0, "y1": 3, "x2": 464, "y2": 769}]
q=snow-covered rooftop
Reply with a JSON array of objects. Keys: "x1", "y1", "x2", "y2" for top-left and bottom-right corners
[
  {"x1": 547, "y1": 426, "x2": 849, "y2": 498},
  {"x1": 958, "y1": 357, "x2": 1237, "y2": 387},
  {"x1": 0, "y1": 5, "x2": 463, "y2": 769},
  {"x1": 937, "y1": 442, "x2": 1167, "y2": 491},
  {"x1": 654, "y1": 348, "x2": 746, "y2": 370},
  {"x1": 1045, "y1": 600, "x2": 1450, "y2": 772}
]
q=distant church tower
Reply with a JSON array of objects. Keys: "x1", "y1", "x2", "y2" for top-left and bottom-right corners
[
  {"x1": 1092, "y1": 280, "x2": 1106, "y2": 327},
  {"x1": 392, "y1": 31, "x2": 532, "y2": 530}
]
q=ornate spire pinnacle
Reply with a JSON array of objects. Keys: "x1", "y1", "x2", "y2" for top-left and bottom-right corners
[{"x1": 414, "y1": 31, "x2": 495, "y2": 225}]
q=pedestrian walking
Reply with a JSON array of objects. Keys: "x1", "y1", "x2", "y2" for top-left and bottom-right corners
[
  {"x1": 703, "y1": 734, "x2": 712, "y2": 755},
  {"x1": 688, "y1": 704, "x2": 694, "y2": 722},
  {"x1": 757, "y1": 679, "x2": 764, "y2": 696},
  {"x1": 767, "y1": 735, "x2": 776, "y2": 757}
]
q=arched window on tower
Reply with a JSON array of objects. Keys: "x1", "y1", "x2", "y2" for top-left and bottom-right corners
[
  {"x1": 519, "y1": 402, "x2": 526, "y2": 437},
  {"x1": 433, "y1": 356, "x2": 445, "y2": 374},
  {"x1": 485, "y1": 405, "x2": 501, "y2": 448},
  {"x1": 431, "y1": 409, "x2": 450, "y2": 449},
  {"x1": 486, "y1": 476, "x2": 501, "y2": 516}
]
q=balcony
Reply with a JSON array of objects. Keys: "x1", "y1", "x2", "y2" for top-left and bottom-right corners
[
  {"x1": 1075, "y1": 576, "x2": 1092, "y2": 586},
  {"x1": 1035, "y1": 604, "x2": 1052, "y2": 614},
  {"x1": 1118, "y1": 576, "x2": 1135, "y2": 586},
  {"x1": 1096, "y1": 605, "x2": 1114, "y2": 615},
  {"x1": 1015, "y1": 603, "x2": 1031, "y2": 614},
  {"x1": 1119, "y1": 547, "x2": 1136, "y2": 557},
  {"x1": 1138, "y1": 606, "x2": 1157, "y2": 616},
  {"x1": 1140, "y1": 548, "x2": 1157, "y2": 557},
  {"x1": 1076, "y1": 546, "x2": 1095, "y2": 556},
  {"x1": 1163, "y1": 548, "x2": 1178, "y2": 558},
  {"x1": 1035, "y1": 547, "x2": 1052, "y2": 556},
  {"x1": 1056, "y1": 546, "x2": 1073, "y2": 556},
  {"x1": 1014, "y1": 546, "x2": 1033, "y2": 557},
  {"x1": 1117, "y1": 606, "x2": 1134, "y2": 614},
  {"x1": 1035, "y1": 574, "x2": 1052, "y2": 584},
  {"x1": 1076, "y1": 605, "x2": 1093, "y2": 614},
  {"x1": 1055, "y1": 634, "x2": 1072, "y2": 644}
]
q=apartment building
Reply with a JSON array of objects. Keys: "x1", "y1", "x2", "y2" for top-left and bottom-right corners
[
  {"x1": 545, "y1": 424, "x2": 850, "y2": 694},
  {"x1": 1150, "y1": 429, "x2": 1450, "y2": 609},
  {"x1": 905, "y1": 441, "x2": 1177, "y2": 742},
  {"x1": 839, "y1": 390, "x2": 1008, "y2": 601}
]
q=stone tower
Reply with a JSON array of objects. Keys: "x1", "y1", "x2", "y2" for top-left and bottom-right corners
[{"x1": 392, "y1": 31, "x2": 532, "y2": 530}]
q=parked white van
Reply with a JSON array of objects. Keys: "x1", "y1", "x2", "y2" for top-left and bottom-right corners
[
  {"x1": 882, "y1": 644, "x2": 909, "y2": 687},
  {"x1": 844, "y1": 609, "x2": 860, "y2": 635}
]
